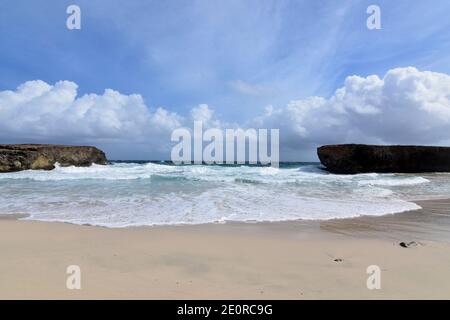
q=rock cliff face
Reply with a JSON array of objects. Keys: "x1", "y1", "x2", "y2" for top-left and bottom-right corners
[
  {"x1": 0, "y1": 144, "x2": 107, "y2": 173},
  {"x1": 317, "y1": 144, "x2": 450, "y2": 174}
]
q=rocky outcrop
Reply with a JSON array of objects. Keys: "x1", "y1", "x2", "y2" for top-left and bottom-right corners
[
  {"x1": 317, "y1": 144, "x2": 450, "y2": 174},
  {"x1": 0, "y1": 144, "x2": 107, "y2": 173}
]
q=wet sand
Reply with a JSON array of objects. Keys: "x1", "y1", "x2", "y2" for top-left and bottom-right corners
[{"x1": 0, "y1": 199, "x2": 450, "y2": 299}]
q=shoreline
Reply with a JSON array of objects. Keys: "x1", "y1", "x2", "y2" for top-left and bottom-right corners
[
  {"x1": 1, "y1": 199, "x2": 450, "y2": 299},
  {"x1": 5, "y1": 198, "x2": 450, "y2": 242}
]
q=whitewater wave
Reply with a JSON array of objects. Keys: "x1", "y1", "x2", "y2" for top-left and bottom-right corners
[
  {"x1": 358, "y1": 176, "x2": 430, "y2": 186},
  {"x1": 0, "y1": 162, "x2": 180, "y2": 181},
  {"x1": 13, "y1": 184, "x2": 422, "y2": 227},
  {"x1": 0, "y1": 162, "x2": 446, "y2": 227}
]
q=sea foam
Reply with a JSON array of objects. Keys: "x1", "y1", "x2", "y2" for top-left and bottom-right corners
[{"x1": 0, "y1": 162, "x2": 445, "y2": 227}]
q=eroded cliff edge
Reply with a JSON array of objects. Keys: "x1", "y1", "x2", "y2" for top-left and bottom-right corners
[
  {"x1": 0, "y1": 144, "x2": 107, "y2": 172},
  {"x1": 318, "y1": 144, "x2": 450, "y2": 174}
]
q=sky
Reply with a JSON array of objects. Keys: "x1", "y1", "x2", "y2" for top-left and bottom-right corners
[{"x1": 0, "y1": 0, "x2": 450, "y2": 160}]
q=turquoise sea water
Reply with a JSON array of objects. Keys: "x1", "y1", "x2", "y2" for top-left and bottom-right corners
[{"x1": 0, "y1": 161, "x2": 449, "y2": 227}]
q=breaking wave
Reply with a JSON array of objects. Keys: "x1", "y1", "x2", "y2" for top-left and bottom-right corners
[{"x1": 0, "y1": 162, "x2": 446, "y2": 227}]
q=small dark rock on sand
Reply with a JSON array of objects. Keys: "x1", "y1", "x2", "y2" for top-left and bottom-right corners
[{"x1": 399, "y1": 241, "x2": 418, "y2": 248}]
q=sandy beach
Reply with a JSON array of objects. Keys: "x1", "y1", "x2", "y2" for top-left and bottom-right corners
[
  {"x1": 1, "y1": 199, "x2": 450, "y2": 299},
  {"x1": 1, "y1": 0, "x2": 450, "y2": 304}
]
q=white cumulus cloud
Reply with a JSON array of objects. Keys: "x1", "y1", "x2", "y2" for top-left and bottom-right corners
[
  {"x1": 0, "y1": 80, "x2": 180, "y2": 140},
  {"x1": 1, "y1": 67, "x2": 449, "y2": 160},
  {"x1": 0, "y1": 80, "x2": 185, "y2": 158},
  {"x1": 254, "y1": 67, "x2": 450, "y2": 159}
]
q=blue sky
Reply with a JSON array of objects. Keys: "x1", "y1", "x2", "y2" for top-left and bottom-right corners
[{"x1": 0, "y1": 0, "x2": 450, "y2": 160}]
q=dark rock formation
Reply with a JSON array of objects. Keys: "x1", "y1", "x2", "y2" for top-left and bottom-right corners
[
  {"x1": 317, "y1": 144, "x2": 450, "y2": 174},
  {"x1": 0, "y1": 144, "x2": 107, "y2": 173}
]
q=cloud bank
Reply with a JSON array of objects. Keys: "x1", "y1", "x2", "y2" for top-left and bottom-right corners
[
  {"x1": 0, "y1": 80, "x2": 184, "y2": 158},
  {"x1": 0, "y1": 67, "x2": 449, "y2": 160},
  {"x1": 255, "y1": 67, "x2": 450, "y2": 159}
]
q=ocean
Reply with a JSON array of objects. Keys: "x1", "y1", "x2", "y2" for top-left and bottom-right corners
[{"x1": 0, "y1": 161, "x2": 449, "y2": 228}]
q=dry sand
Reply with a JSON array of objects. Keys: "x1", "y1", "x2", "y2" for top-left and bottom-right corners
[{"x1": 1, "y1": 199, "x2": 450, "y2": 299}]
